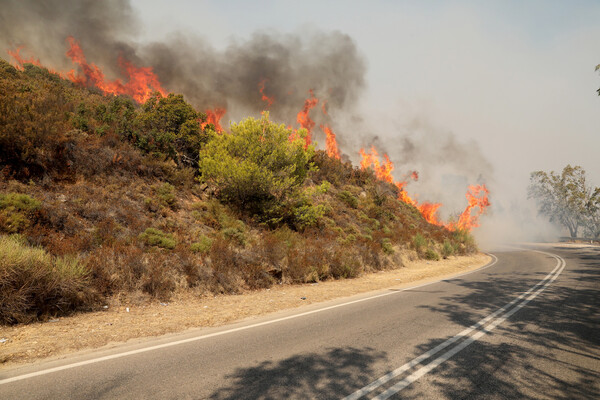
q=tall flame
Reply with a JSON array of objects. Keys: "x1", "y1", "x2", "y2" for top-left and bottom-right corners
[
  {"x1": 66, "y1": 37, "x2": 166, "y2": 104},
  {"x1": 296, "y1": 89, "x2": 319, "y2": 148},
  {"x1": 258, "y1": 79, "x2": 274, "y2": 108},
  {"x1": 450, "y1": 184, "x2": 490, "y2": 231},
  {"x1": 320, "y1": 124, "x2": 341, "y2": 160},
  {"x1": 7, "y1": 46, "x2": 64, "y2": 77},
  {"x1": 200, "y1": 108, "x2": 226, "y2": 133},
  {"x1": 360, "y1": 146, "x2": 446, "y2": 227}
]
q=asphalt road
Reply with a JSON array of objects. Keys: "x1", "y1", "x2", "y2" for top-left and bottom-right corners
[{"x1": 1, "y1": 245, "x2": 598, "y2": 399}]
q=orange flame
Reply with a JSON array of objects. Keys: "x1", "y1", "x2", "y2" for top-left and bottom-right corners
[
  {"x1": 7, "y1": 47, "x2": 41, "y2": 70},
  {"x1": 65, "y1": 37, "x2": 166, "y2": 104},
  {"x1": 296, "y1": 89, "x2": 319, "y2": 148},
  {"x1": 7, "y1": 46, "x2": 65, "y2": 77},
  {"x1": 450, "y1": 184, "x2": 490, "y2": 231},
  {"x1": 258, "y1": 79, "x2": 274, "y2": 108},
  {"x1": 359, "y1": 146, "x2": 448, "y2": 225},
  {"x1": 359, "y1": 146, "x2": 395, "y2": 184},
  {"x1": 320, "y1": 124, "x2": 341, "y2": 160},
  {"x1": 200, "y1": 108, "x2": 226, "y2": 133}
]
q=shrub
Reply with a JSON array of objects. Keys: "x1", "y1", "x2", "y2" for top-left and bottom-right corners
[
  {"x1": 412, "y1": 233, "x2": 426, "y2": 253},
  {"x1": 222, "y1": 227, "x2": 246, "y2": 247},
  {"x1": 381, "y1": 238, "x2": 394, "y2": 254},
  {"x1": 338, "y1": 190, "x2": 359, "y2": 208},
  {"x1": 424, "y1": 248, "x2": 440, "y2": 261},
  {"x1": 156, "y1": 182, "x2": 177, "y2": 208},
  {"x1": 0, "y1": 193, "x2": 41, "y2": 233},
  {"x1": 199, "y1": 113, "x2": 314, "y2": 217},
  {"x1": 190, "y1": 235, "x2": 213, "y2": 254},
  {"x1": 453, "y1": 229, "x2": 477, "y2": 254},
  {"x1": 0, "y1": 235, "x2": 95, "y2": 324},
  {"x1": 441, "y1": 240, "x2": 455, "y2": 258},
  {"x1": 139, "y1": 228, "x2": 176, "y2": 249}
]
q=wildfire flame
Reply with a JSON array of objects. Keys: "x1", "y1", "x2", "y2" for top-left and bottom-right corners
[
  {"x1": 200, "y1": 108, "x2": 226, "y2": 133},
  {"x1": 258, "y1": 79, "x2": 274, "y2": 108},
  {"x1": 66, "y1": 37, "x2": 166, "y2": 104},
  {"x1": 296, "y1": 89, "x2": 319, "y2": 148},
  {"x1": 7, "y1": 46, "x2": 64, "y2": 77},
  {"x1": 320, "y1": 124, "x2": 341, "y2": 160},
  {"x1": 359, "y1": 145, "x2": 489, "y2": 231},
  {"x1": 6, "y1": 40, "x2": 491, "y2": 232},
  {"x1": 449, "y1": 184, "x2": 490, "y2": 231}
]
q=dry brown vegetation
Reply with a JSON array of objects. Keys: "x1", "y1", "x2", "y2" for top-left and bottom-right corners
[{"x1": 0, "y1": 59, "x2": 477, "y2": 324}]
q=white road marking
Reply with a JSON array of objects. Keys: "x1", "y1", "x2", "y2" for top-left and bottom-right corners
[
  {"x1": 343, "y1": 250, "x2": 565, "y2": 400},
  {"x1": 0, "y1": 254, "x2": 497, "y2": 385}
]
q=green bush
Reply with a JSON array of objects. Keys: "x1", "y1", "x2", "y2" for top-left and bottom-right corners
[
  {"x1": 139, "y1": 228, "x2": 176, "y2": 249},
  {"x1": 412, "y1": 233, "x2": 426, "y2": 253},
  {"x1": 453, "y1": 229, "x2": 477, "y2": 253},
  {"x1": 424, "y1": 248, "x2": 440, "y2": 261},
  {"x1": 381, "y1": 238, "x2": 394, "y2": 254},
  {"x1": 441, "y1": 240, "x2": 455, "y2": 258},
  {"x1": 338, "y1": 190, "x2": 358, "y2": 209},
  {"x1": 0, "y1": 193, "x2": 41, "y2": 233},
  {"x1": 156, "y1": 182, "x2": 177, "y2": 208},
  {"x1": 293, "y1": 203, "x2": 330, "y2": 230},
  {"x1": 190, "y1": 235, "x2": 213, "y2": 254},
  {"x1": 222, "y1": 227, "x2": 246, "y2": 246},
  {"x1": 199, "y1": 113, "x2": 314, "y2": 217},
  {"x1": 0, "y1": 235, "x2": 94, "y2": 324}
]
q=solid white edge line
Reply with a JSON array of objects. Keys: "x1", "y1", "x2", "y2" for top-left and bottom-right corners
[
  {"x1": 0, "y1": 254, "x2": 498, "y2": 385},
  {"x1": 343, "y1": 250, "x2": 564, "y2": 400}
]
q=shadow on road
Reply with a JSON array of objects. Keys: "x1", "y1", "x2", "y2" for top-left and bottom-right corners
[
  {"x1": 208, "y1": 347, "x2": 387, "y2": 399},
  {"x1": 403, "y1": 246, "x2": 600, "y2": 399}
]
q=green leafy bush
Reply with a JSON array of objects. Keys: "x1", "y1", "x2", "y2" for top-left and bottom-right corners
[
  {"x1": 190, "y1": 235, "x2": 213, "y2": 254},
  {"x1": 222, "y1": 227, "x2": 246, "y2": 246},
  {"x1": 424, "y1": 248, "x2": 440, "y2": 261},
  {"x1": 412, "y1": 233, "x2": 426, "y2": 253},
  {"x1": 338, "y1": 190, "x2": 359, "y2": 208},
  {"x1": 381, "y1": 238, "x2": 394, "y2": 254},
  {"x1": 199, "y1": 113, "x2": 314, "y2": 217},
  {"x1": 441, "y1": 240, "x2": 455, "y2": 258},
  {"x1": 139, "y1": 228, "x2": 176, "y2": 249},
  {"x1": 0, "y1": 193, "x2": 41, "y2": 233}
]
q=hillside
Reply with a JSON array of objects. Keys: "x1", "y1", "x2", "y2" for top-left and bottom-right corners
[{"x1": 0, "y1": 59, "x2": 479, "y2": 325}]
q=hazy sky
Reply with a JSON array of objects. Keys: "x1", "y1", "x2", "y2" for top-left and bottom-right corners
[{"x1": 131, "y1": 0, "x2": 599, "y2": 187}]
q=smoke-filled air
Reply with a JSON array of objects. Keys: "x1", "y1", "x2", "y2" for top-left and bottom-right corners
[{"x1": 2, "y1": 0, "x2": 599, "y2": 246}]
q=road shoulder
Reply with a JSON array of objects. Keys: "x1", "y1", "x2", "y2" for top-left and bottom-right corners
[{"x1": 0, "y1": 253, "x2": 491, "y2": 367}]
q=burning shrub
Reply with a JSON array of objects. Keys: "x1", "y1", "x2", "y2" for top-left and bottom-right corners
[{"x1": 199, "y1": 113, "x2": 314, "y2": 218}]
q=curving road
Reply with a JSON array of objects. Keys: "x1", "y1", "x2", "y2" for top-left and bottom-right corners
[{"x1": 1, "y1": 245, "x2": 599, "y2": 399}]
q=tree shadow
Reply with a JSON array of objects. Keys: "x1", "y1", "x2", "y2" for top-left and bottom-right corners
[
  {"x1": 208, "y1": 347, "x2": 387, "y2": 399},
  {"x1": 403, "y1": 246, "x2": 600, "y2": 399}
]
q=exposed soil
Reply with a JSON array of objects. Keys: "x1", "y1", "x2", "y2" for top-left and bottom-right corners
[{"x1": 0, "y1": 252, "x2": 490, "y2": 367}]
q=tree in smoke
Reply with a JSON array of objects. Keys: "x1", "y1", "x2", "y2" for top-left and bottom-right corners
[
  {"x1": 528, "y1": 165, "x2": 599, "y2": 238},
  {"x1": 596, "y1": 64, "x2": 600, "y2": 95}
]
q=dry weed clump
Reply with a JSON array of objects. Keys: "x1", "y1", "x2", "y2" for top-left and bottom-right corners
[{"x1": 0, "y1": 235, "x2": 96, "y2": 324}]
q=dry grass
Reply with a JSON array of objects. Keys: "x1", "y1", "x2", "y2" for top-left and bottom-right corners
[{"x1": 0, "y1": 253, "x2": 490, "y2": 366}]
